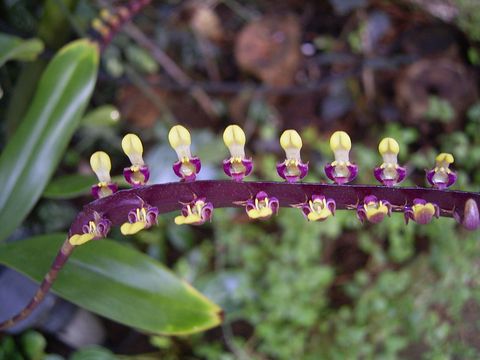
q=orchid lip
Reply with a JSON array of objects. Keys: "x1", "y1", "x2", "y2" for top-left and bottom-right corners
[
  {"x1": 325, "y1": 163, "x2": 358, "y2": 184},
  {"x1": 121, "y1": 204, "x2": 159, "y2": 235},
  {"x1": 246, "y1": 191, "x2": 279, "y2": 220},
  {"x1": 374, "y1": 165, "x2": 406, "y2": 187},
  {"x1": 223, "y1": 157, "x2": 253, "y2": 181},
  {"x1": 173, "y1": 157, "x2": 201, "y2": 181},
  {"x1": 301, "y1": 195, "x2": 336, "y2": 221},
  {"x1": 175, "y1": 198, "x2": 214, "y2": 225},
  {"x1": 404, "y1": 198, "x2": 439, "y2": 225},
  {"x1": 277, "y1": 160, "x2": 309, "y2": 183},
  {"x1": 69, "y1": 212, "x2": 111, "y2": 246},
  {"x1": 123, "y1": 165, "x2": 150, "y2": 187},
  {"x1": 356, "y1": 195, "x2": 392, "y2": 224}
]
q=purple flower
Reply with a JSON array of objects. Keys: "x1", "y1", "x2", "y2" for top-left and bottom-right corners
[
  {"x1": 121, "y1": 134, "x2": 150, "y2": 186},
  {"x1": 357, "y1": 195, "x2": 392, "y2": 224},
  {"x1": 121, "y1": 204, "x2": 159, "y2": 235},
  {"x1": 301, "y1": 195, "x2": 335, "y2": 221},
  {"x1": 325, "y1": 131, "x2": 358, "y2": 184},
  {"x1": 69, "y1": 212, "x2": 111, "y2": 246},
  {"x1": 276, "y1": 130, "x2": 308, "y2": 182},
  {"x1": 222, "y1": 125, "x2": 253, "y2": 181},
  {"x1": 374, "y1": 137, "x2": 406, "y2": 186},
  {"x1": 123, "y1": 165, "x2": 150, "y2": 187},
  {"x1": 169, "y1": 125, "x2": 201, "y2": 181},
  {"x1": 223, "y1": 158, "x2": 253, "y2": 181},
  {"x1": 174, "y1": 198, "x2": 214, "y2": 225},
  {"x1": 404, "y1": 199, "x2": 439, "y2": 225},
  {"x1": 246, "y1": 191, "x2": 279, "y2": 220},
  {"x1": 172, "y1": 157, "x2": 202, "y2": 182},
  {"x1": 426, "y1": 153, "x2": 457, "y2": 189},
  {"x1": 89, "y1": 151, "x2": 118, "y2": 199}
]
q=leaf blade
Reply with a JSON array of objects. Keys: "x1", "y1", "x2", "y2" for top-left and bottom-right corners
[
  {"x1": 0, "y1": 234, "x2": 222, "y2": 335},
  {"x1": 0, "y1": 33, "x2": 44, "y2": 67},
  {"x1": 0, "y1": 39, "x2": 99, "y2": 241}
]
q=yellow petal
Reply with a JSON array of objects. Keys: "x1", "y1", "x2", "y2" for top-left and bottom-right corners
[
  {"x1": 258, "y1": 207, "x2": 273, "y2": 218},
  {"x1": 120, "y1": 221, "x2": 146, "y2": 235},
  {"x1": 223, "y1": 125, "x2": 246, "y2": 147},
  {"x1": 184, "y1": 214, "x2": 202, "y2": 224},
  {"x1": 280, "y1": 130, "x2": 302, "y2": 151},
  {"x1": 436, "y1": 153, "x2": 454, "y2": 164},
  {"x1": 366, "y1": 208, "x2": 385, "y2": 220},
  {"x1": 308, "y1": 208, "x2": 332, "y2": 221},
  {"x1": 90, "y1": 151, "x2": 112, "y2": 183},
  {"x1": 122, "y1": 134, "x2": 144, "y2": 165},
  {"x1": 378, "y1": 137, "x2": 399, "y2": 156},
  {"x1": 247, "y1": 209, "x2": 261, "y2": 219},
  {"x1": 174, "y1": 215, "x2": 186, "y2": 225},
  {"x1": 168, "y1": 125, "x2": 191, "y2": 149},
  {"x1": 330, "y1": 131, "x2": 351, "y2": 152},
  {"x1": 69, "y1": 233, "x2": 95, "y2": 246}
]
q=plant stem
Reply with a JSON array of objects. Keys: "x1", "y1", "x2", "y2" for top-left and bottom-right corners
[{"x1": 0, "y1": 238, "x2": 74, "y2": 330}]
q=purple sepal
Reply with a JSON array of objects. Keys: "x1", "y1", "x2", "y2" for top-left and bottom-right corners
[
  {"x1": 356, "y1": 195, "x2": 392, "y2": 224},
  {"x1": 91, "y1": 182, "x2": 118, "y2": 199},
  {"x1": 374, "y1": 165, "x2": 406, "y2": 187},
  {"x1": 173, "y1": 157, "x2": 202, "y2": 182},
  {"x1": 82, "y1": 212, "x2": 111, "y2": 239},
  {"x1": 404, "y1": 198, "x2": 439, "y2": 225},
  {"x1": 324, "y1": 163, "x2": 358, "y2": 184},
  {"x1": 454, "y1": 199, "x2": 479, "y2": 231},
  {"x1": 426, "y1": 169, "x2": 457, "y2": 189},
  {"x1": 313, "y1": 194, "x2": 336, "y2": 215},
  {"x1": 127, "y1": 204, "x2": 158, "y2": 228},
  {"x1": 245, "y1": 191, "x2": 279, "y2": 219},
  {"x1": 123, "y1": 165, "x2": 150, "y2": 187},
  {"x1": 180, "y1": 198, "x2": 214, "y2": 225},
  {"x1": 223, "y1": 158, "x2": 253, "y2": 181},
  {"x1": 397, "y1": 166, "x2": 406, "y2": 183},
  {"x1": 276, "y1": 161, "x2": 309, "y2": 183},
  {"x1": 301, "y1": 195, "x2": 336, "y2": 221}
]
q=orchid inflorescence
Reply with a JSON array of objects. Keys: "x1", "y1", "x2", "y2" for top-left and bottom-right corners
[
  {"x1": 1, "y1": 125, "x2": 479, "y2": 331},
  {"x1": 68, "y1": 124, "x2": 480, "y2": 248}
]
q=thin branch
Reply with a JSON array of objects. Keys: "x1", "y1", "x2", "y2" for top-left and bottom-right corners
[
  {"x1": 124, "y1": 24, "x2": 220, "y2": 119},
  {"x1": 0, "y1": 239, "x2": 74, "y2": 330}
]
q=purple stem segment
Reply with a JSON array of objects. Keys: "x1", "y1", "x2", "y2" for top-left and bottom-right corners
[
  {"x1": 70, "y1": 181, "x2": 479, "y2": 234},
  {"x1": 0, "y1": 239, "x2": 74, "y2": 331}
]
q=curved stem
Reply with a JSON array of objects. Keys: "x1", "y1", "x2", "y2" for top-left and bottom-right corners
[
  {"x1": 0, "y1": 239, "x2": 74, "y2": 331},
  {"x1": 69, "y1": 180, "x2": 480, "y2": 235}
]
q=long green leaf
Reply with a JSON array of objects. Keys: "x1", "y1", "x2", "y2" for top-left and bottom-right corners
[
  {"x1": 0, "y1": 234, "x2": 223, "y2": 335},
  {"x1": 0, "y1": 33, "x2": 44, "y2": 67},
  {"x1": 0, "y1": 39, "x2": 98, "y2": 241}
]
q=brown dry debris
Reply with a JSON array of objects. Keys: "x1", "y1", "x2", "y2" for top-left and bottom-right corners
[
  {"x1": 395, "y1": 57, "x2": 477, "y2": 125},
  {"x1": 234, "y1": 13, "x2": 301, "y2": 87}
]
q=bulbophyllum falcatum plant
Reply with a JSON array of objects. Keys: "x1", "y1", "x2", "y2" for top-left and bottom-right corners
[{"x1": 1, "y1": 123, "x2": 479, "y2": 331}]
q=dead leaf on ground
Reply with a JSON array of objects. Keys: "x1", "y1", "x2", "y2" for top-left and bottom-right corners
[{"x1": 234, "y1": 13, "x2": 301, "y2": 87}]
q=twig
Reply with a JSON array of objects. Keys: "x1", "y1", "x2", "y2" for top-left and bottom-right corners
[
  {"x1": 124, "y1": 65, "x2": 176, "y2": 125},
  {"x1": 0, "y1": 239, "x2": 74, "y2": 330},
  {"x1": 124, "y1": 24, "x2": 220, "y2": 119}
]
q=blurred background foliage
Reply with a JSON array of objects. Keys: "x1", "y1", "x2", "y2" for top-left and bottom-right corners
[{"x1": 1, "y1": 0, "x2": 480, "y2": 359}]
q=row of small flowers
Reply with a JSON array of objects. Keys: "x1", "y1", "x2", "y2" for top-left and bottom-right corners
[{"x1": 68, "y1": 125, "x2": 478, "y2": 246}]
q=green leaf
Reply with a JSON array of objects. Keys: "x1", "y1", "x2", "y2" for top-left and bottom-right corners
[
  {"x1": 0, "y1": 234, "x2": 223, "y2": 335},
  {"x1": 0, "y1": 33, "x2": 44, "y2": 67},
  {"x1": 43, "y1": 174, "x2": 97, "y2": 199},
  {"x1": 0, "y1": 39, "x2": 98, "y2": 241},
  {"x1": 81, "y1": 105, "x2": 120, "y2": 127}
]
